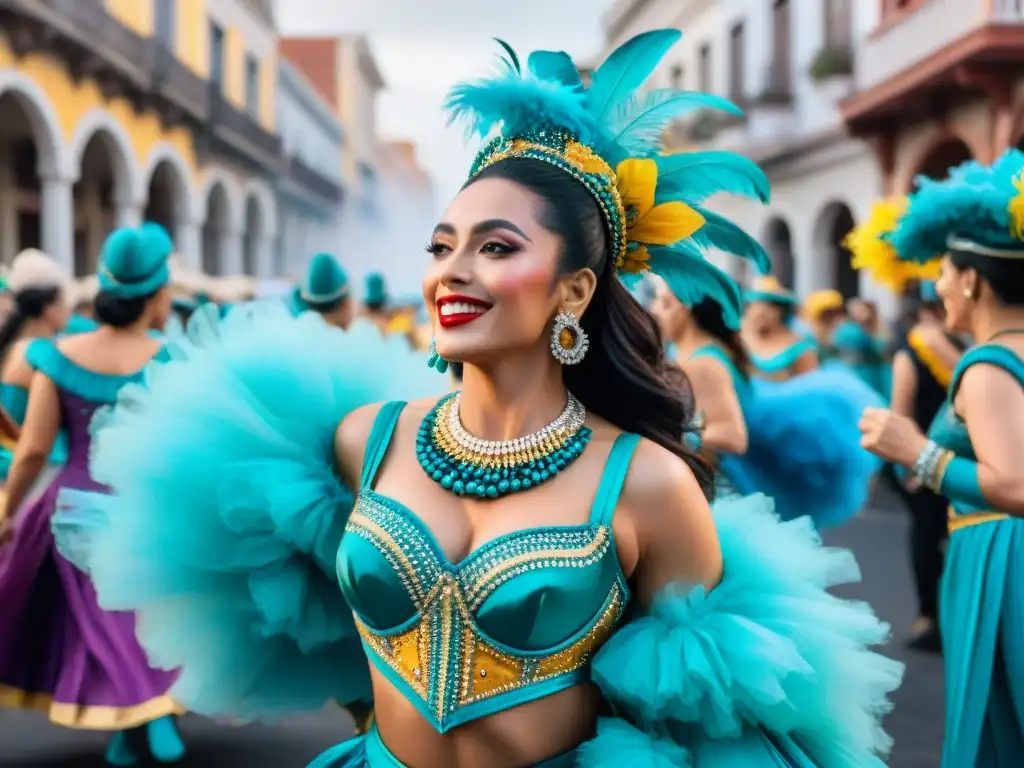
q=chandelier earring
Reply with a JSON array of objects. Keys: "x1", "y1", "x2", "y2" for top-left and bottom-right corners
[
  {"x1": 427, "y1": 338, "x2": 449, "y2": 374},
  {"x1": 550, "y1": 310, "x2": 589, "y2": 365}
]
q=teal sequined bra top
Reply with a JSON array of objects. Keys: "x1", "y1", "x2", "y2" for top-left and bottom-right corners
[{"x1": 335, "y1": 401, "x2": 637, "y2": 733}]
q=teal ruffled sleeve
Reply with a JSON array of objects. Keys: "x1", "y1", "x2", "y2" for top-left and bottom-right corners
[
  {"x1": 584, "y1": 493, "x2": 904, "y2": 767},
  {"x1": 52, "y1": 303, "x2": 448, "y2": 720}
]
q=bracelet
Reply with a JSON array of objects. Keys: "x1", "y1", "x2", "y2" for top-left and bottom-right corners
[
  {"x1": 912, "y1": 440, "x2": 943, "y2": 486},
  {"x1": 924, "y1": 449, "x2": 955, "y2": 494}
]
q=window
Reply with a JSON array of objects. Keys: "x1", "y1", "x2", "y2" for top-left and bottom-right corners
[
  {"x1": 728, "y1": 22, "x2": 745, "y2": 103},
  {"x1": 209, "y1": 21, "x2": 225, "y2": 90},
  {"x1": 669, "y1": 64, "x2": 683, "y2": 89},
  {"x1": 155, "y1": 0, "x2": 176, "y2": 49},
  {"x1": 245, "y1": 53, "x2": 260, "y2": 116},
  {"x1": 698, "y1": 43, "x2": 711, "y2": 93},
  {"x1": 824, "y1": 0, "x2": 852, "y2": 48},
  {"x1": 770, "y1": 0, "x2": 791, "y2": 94}
]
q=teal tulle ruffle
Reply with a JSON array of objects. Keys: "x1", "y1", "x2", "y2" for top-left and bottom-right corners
[
  {"x1": 590, "y1": 493, "x2": 903, "y2": 768},
  {"x1": 53, "y1": 303, "x2": 447, "y2": 720}
]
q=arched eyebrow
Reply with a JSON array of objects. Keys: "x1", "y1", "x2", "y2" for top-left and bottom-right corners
[{"x1": 432, "y1": 219, "x2": 532, "y2": 241}]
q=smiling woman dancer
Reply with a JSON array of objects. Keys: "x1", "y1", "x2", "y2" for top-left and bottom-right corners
[{"x1": 56, "y1": 31, "x2": 901, "y2": 767}]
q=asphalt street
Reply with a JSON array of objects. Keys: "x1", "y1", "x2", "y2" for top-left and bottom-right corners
[{"x1": 0, "y1": 496, "x2": 945, "y2": 768}]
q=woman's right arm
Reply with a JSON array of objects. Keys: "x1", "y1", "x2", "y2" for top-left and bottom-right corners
[
  {"x1": 3, "y1": 372, "x2": 60, "y2": 516},
  {"x1": 682, "y1": 357, "x2": 748, "y2": 454}
]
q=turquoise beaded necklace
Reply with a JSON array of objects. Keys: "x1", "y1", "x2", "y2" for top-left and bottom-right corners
[{"x1": 416, "y1": 392, "x2": 592, "y2": 499}]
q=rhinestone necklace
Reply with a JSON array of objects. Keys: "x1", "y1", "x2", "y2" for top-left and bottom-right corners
[{"x1": 416, "y1": 392, "x2": 592, "y2": 499}]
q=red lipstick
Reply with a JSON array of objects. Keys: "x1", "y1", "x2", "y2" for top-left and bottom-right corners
[{"x1": 436, "y1": 294, "x2": 493, "y2": 329}]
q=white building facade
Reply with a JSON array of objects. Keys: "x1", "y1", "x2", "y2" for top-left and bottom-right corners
[
  {"x1": 600, "y1": 0, "x2": 895, "y2": 311},
  {"x1": 275, "y1": 61, "x2": 345, "y2": 279}
]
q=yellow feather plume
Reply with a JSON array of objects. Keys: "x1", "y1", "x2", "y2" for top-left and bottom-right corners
[
  {"x1": 1008, "y1": 173, "x2": 1024, "y2": 241},
  {"x1": 844, "y1": 197, "x2": 940, "y2": 292}
]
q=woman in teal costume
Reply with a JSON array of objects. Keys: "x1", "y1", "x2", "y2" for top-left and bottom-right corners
[
  {"x1": 54, "y1": 31, "x2": 901, "y2": 767},
  {"x1": 860, "y1": 149, "x2": 1024, "y2": 767},
  {"x1": 361, "y1": 272, "x2": 390, "y2": 334},
  {"x1": 289, "y1": 253, "x2": 355, "y2": 330},
  {"x1": 831, "y1": 316, "x2": 891, "y2": 398},
  {"x1": 0, "y1": 249, "x2": 72, "y2": 480},
  {"x1": 0, "y1": 223, "x2": 185, "y2": 766},
  {"x1": 654, "y1": 262, "x2": 882, "y2": 526},
  {"x1": 741, "y1": 276, "x2": 819, "y2": 380}
]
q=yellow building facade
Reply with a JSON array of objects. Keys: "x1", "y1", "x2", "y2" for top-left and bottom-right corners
[{"x1": 0, "y1": 0, "x2": 282, "y2": 276}]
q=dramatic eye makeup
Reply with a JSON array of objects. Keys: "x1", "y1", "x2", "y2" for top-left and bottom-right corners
[{"x1": 426, "y1": 220, "x2": 531, "y2": 257}]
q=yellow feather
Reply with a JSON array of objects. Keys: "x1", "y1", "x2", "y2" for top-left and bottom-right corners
[
  {"x1": 1008, "y1": 173, "x2": 1024, "y2": 241},
  {"x1": 844, "y1": 197, "x2": 940, "y2": 292}
]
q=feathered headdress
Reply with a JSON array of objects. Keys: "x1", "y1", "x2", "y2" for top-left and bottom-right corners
[
  {"x1": 844, "y1": 197, "x2": 940, "y2": 292},
  {"x1": 445, "y1": 30, "x2": 770, "y2": 316},
  {"x1": 888, "y1": 149, "x2": 1024, "y2": 265}
]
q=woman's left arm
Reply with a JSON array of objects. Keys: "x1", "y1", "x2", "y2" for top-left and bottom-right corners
[
  {"x1": 790, "y1": 346, "x2": 819, "y2": 375},
  {"x1": 956, "y1": 364, "x2": 1024, "y2": 514},
  {"x1": 3, "y1": 372, "x2": 60, "y2": 516}
]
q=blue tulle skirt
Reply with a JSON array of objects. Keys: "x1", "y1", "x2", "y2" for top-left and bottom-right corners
[{"x1": 721, "y1": 367, "x2": 884, "y2": 528}]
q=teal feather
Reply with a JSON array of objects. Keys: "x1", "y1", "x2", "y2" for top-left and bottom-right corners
[
  {"x1": 587, "y1": 29, "x2": 682, "y2": 122},
  {"x1": 527, "y1": 50, "x2": 582, "y2": 90},
  {"x1": 655, "y1": 152, "x2": 770, "y2": 204},
  {"x1": 445, "y1": 74, "x2": 594, "y2": 142},
  {"x1": 494, "y1": 39, "x2": 521, "y2": 74},
  {"x1": 689, "y1": 205, "x2": 770, "y2": 273},
  {"x1": 605, "y1": 89, "x2": 740, "y2": 157},
  {"x1": 650, "y1": 244, "x2": 744, "y2": 329}
]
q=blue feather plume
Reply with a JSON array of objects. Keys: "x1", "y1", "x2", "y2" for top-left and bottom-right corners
[
  {"x1": 650, "y1": 244, "x2": 745, "y2": 329},
  {"x1": 687, "y1": 205, "x2": 770, "y2": 274},
  {"x1": 602, "y1": 89, "x2": 740, "y2": 159},
  {"x1": 527, "y1": 50, "x2": 582, "y2": 90},
  {"x1": 655, "y1": 152, "x2": 770, "y2": 204},
  {"x1": 587, "y1": 29, "x2": 682, "y2": 122}
]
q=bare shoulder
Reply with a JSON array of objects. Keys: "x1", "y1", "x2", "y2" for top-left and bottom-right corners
[
  {"x1": 619, "y1": 437, "x2": 706, "y2": 521},
  {"x1": 334, "y1": 395, "x2": 441, "y2": 489},
  {"x1": 683, "y1": 354, "x2": 731, "y2": 387},
  {"x1": 1, "y1": 339, "x2": 33, "y2": 383}
]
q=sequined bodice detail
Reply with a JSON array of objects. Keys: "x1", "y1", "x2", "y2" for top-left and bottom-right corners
[{"x1": 335, "y1": 401, "x2": 635, "y2": 733}]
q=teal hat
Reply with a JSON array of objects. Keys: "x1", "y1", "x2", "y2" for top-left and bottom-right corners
[
  {"x1": 97, "y1": 223, "x2": 172, "y2": 299},
  {"x1": 300, "y1": 253, "x2": 349, "y2": 304},
  {"x1": 743, "y1": 276, "x2": 798, "y2": 307},
  {"x1": 364, "y1": 272, "x2": 387, "y2": 305}
]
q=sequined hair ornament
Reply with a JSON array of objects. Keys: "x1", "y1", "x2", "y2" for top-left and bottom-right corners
[
  {"x1": 888, "y1": 149, "x2": 1024, "y2": 264},
  {"x1": 844, "y1": 197, "x2": 940, "y2": 292},
  {"x1": 445, "y1": 30, "x2": 772, "y2": 308}
]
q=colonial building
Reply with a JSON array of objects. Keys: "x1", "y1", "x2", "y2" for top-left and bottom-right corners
[
  {"x1": 599, "y1": 0, "x2": 898, "y2": 310},
  {"x1": 277, "y1": 34, "x2": 386, "y2": 295},
  {"x1": 0, "y1": 0, "x2": 282, "y2": 277},
  {"x1": 274, "y1": 57, "x2": 344, "y2": 279},
  {"x1": 840, "y1": 0, "x2": 1024, "y2": 196},
  {"x1": 375, "y1": 140, "x2": 434, "y2": 301}
]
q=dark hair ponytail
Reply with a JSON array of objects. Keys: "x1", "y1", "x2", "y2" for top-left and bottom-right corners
[
  {"x1": 470, "y1": 159, "x2": 713, "y2": 498},
  {"x1": 690, "y1": 298, "x2": 751, "y2": 378},
  {"x1": 0, "y1": 286, "x2": 62, "y2": 368}
]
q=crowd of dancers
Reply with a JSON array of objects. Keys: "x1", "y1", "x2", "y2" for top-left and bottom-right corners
[{"x1": 0, "y1": 27, "x2": 1021, "y2": 768}]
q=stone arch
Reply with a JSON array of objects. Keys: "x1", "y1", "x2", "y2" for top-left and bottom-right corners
[
  {"x1": 240, "y1": 177, "x2": 277, "y2": 277},
  {"x1": 812, "y1": 200, "x2": 859, "y2": 299},
  {"x1": 198, "y1": 166, "x2": 243, "y2": 230},
  {"x1": 0, "y1": 69, "x2": 69, "y2": 263},
  {"x1": 201, "y1": 182, "x2": 232, "y2": 276},
  {"x1": 142, "y1": 143, "x2": 193, "y2": 245},
  {"x1": 0, "y1": 69, "x2": 66, "y2": 179},
  {"x1": 67, "y1": 108, "x2": 143, "y2": 206},
  {"x1": 762, "y1": 216, "x2": 795, "y2": 290}
]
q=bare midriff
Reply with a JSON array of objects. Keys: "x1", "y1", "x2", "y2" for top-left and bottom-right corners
[{"x1": 371, "y1": 671, "x2": 599, "y2": 768}]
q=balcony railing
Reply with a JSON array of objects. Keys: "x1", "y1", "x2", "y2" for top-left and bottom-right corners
[
  {"x1": 0, "y1": 0, "x2": 283, "y2": 173},
  {"x1": 856, "y1": 0, "x2": 1024, "y2": 93},
  {"x1": 208, "y1": 85, "x2": 282, "y2": 172},
  {"x1": 287, "y1": 156, "x2": 343, "y2": 203}
]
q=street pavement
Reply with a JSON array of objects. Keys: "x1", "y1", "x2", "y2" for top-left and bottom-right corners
[{"x1": 1, "y1": 496, "x2": 944, "y2": 767}]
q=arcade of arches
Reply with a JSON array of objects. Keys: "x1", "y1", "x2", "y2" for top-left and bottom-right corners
[{"x1": 0, "y1": 84, "x2": 276, "y2": 278}]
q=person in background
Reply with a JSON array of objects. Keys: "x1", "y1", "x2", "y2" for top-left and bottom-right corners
[
  {"x1": 0, "y1": 224, "x2": 183, "y2": 766},
  {"x1": 361, "y1": 271, "x2": 390, "y2": 334},
  {"x1": 742, "y1": 276, "x2": 819, "y2": 380},
  {"x1": 802, "y1": 288, "x2": 845, "y2": 361},
  {"x1": 290, "y1": 253, "x2": 354, "y2": 331},
  {"x1": 0, "y1": 250, "x2": 71, "y2": 482}
]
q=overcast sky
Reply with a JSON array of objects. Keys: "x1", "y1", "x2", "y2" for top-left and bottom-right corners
[{"x1": 275, "y1": 0, "x2": 616, "y2": 214}]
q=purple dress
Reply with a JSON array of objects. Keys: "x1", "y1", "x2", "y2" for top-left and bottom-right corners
[{"x1": 0, "y1": 342, "x2": 179, "y2": 730}]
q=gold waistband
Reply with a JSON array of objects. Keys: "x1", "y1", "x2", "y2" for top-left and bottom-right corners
[
  {"x1": 947, "y1": 507, "x2": 1010, "y2": 533},
  {"x1": 0, "y1": 434, "x2": 16, "y2": 452}
]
